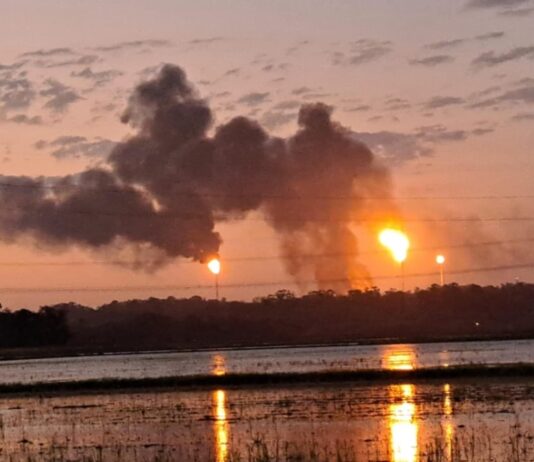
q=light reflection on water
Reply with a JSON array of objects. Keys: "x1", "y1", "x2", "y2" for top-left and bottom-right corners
[
  {"x1": 212, "y1": 354, "x2": 227, "y2": 376},
  {"x1": 0, "y1": 379, "x2": 529, "y2": 460},
  {"x1": 443, "y1": 383, "x2": 454, "y2": 460},
  {"x1": 383, "y1": 344, "x2": 417, "y2": 370},
  {"x1": 389, "y1": 384, "x2": 418, "y2": 462},
  {"x1": 209, "y1": 382, "x2": 456, "y2": 462},
  {"x1": 213, "y1": 389, "x2": 230, "y2": 462},
  {"x1": 0, "y1": 339, "x2": 532, "y2": 385}
]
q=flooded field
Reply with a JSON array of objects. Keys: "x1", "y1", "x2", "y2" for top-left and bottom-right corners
[
  {"x1": 0, "y1": 378, "x2": 533, "y2": 461},
  {"x1": 0, "y1": 339, "x2": 532, "y2": 385},
  {"x1": 0, "y1": 340, "x2": 532, "y2": 461}
]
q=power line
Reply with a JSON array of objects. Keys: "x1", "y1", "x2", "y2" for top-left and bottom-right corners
[
  {"x1": 0, "y1": 261, "x2": 532, "y2": 294},
  {"x1": 0, "y1": 238, "x2": 532, "y2": 267}
]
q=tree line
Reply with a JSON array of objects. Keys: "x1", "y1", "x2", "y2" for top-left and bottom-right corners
[{"x1": 1, "y1": 282, "x2": 533, "y2": 353}]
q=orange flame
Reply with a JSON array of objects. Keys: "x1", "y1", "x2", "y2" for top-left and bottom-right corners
[
  {"x1": 207, "y1": 258, "x2": 221, "y2": 275},
  {"x1": 379, "y1": 228, "x2": 410, "y2": 263}
]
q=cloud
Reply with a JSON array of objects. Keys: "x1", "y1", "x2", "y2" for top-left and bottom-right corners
[
  {"x1": 237, "y1": 92, "x2": 270, "y2": 106},
  {"x1": 0, "y1": 61, "x2": 26, "y2": 71},
  {"x1": 261, "y1": 62, "x2": 289, "y2": 73},
  {"x1": 416, "y1": 124, "x2": 469, "y2": 142},
  {"x1": 499, "y1": 6, "x2": 534, "y2": 15},
  {"x1": 71, "y1": 67, "x2": 123, "y2": 87},
  {"x1": 511, "y1": 112, "x2": 534, "y2": 121},
  {"x1": 424, "y1": 39, "x2": 466, "y2": 50},
  {"x1": 352, "y1": 124, "x2": 472, "y2": 163},
  {"x1": 94, "y1": 39, "x2": 172, "y2": 52},
  {"x1": 187, "y1": 37, "x2": 225, "y2": 45},
  {"x1": 43, "y1": 54, "x2": 100, "y2": 68},
  {"x1": 474, "y1": 31, "x2": 505, "y2": 40},
  {"x1": 469, "y1": 82, "x2": 534, "y2": 107},
  {"x1": 333, "y1": 39, "x2": 392, "y2": 66},
  {"x1": 223, "y1": 67, "x2": 240, "y2": 77},
  {"x1": 469, "y1": 85, "x2": 502, "y2": 98},
  {"x1": 6, "y1": 114, "x2": 42, "y2": 125},
  {"x1": 409, "y1": 55, "x2": 455, "y2": 66},
  {"x1": 40, "y1": 79, "x2": 82, "y2": 113},
  {"x1": 0, "y1": 76, "x2": 35, "y2": 112},
  {"x1": 273, "y1": 100, "x2": 301, "y2": 110},
  {"x1": 471, "y1": 46, "x2": 534, "y2": 67},
  {"x1": 35, "y1": 135, "x2": 116, "y2": 160},
  {"x1": 424, "y1": 96, "x2": 465, "y2": 109},
  {"x1": 466, "y1": 0, "x2": 531, "y2": 9},
  {"x1": 20, "y1": 47, "x2": 74, "y2": 58},
  {"x1": 514, "y1": 77, "x2": 534, "y2": 86},
  {"x1": 384, "y1": 97, "x2": 411, "y2": 110},
  {"x1": 302, "y1": 92, "x2": 332, "y2": 100},
  {"x1": 471, "y1": 127, "x2": 495, "y2": 135},
  {"x1": 344, "y1": 104, "x2": 371, "y2": 112},
  {"x1": 291, "y1": 86, "x2": 314, "y2": 96},
  {"x1": 352, "y1": 131, "x2": 433, "y2": 163},
  {"x1": 260, "y1": 110, "x2": 297, "y2": 130}
]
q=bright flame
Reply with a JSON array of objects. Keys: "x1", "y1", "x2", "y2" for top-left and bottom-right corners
[
  {"x1": 436, "y1": 254, "x2": 445, "y2": 265},
  {"x1": 208, "y1": 258, "x2": 221, "y2": 275},
  {"x1": 379, "y1": 229, "x2": 410, "y2": 263}
]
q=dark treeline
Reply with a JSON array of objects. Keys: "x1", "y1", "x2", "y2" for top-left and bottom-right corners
[
  {"x1": 2, "y1": 282, "x2": 530, "y2": 354},
  {"x1": 0, "y1": 307, "x2": 69, "y2": 349},
  {"x1": 1, "y1": 283, "x2": 533, "y2": 354}
]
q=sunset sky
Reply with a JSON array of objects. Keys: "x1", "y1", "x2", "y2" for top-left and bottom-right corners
[{"x1": 0, "y1": 0, "x2": 533, "y2": 308}]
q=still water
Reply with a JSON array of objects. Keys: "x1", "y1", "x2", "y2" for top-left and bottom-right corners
[
  {"x1": 0, "y1": 378, "x2": 532, "y2": 461},
  {"x1": 0, "y1": 338, "x2": 532, "y2": 385}
]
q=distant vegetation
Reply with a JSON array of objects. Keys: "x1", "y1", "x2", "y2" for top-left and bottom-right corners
[
  {"x1": 0, "y1": 307, "x2": 68, "y2": 349},
  {"x1": 1, "y1": 283, "x2": 534, "y2": 355}
]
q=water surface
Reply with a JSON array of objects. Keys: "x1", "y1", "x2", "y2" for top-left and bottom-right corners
[{"x1": 0, "y1": 338, "x2": 532, "y2": 385}]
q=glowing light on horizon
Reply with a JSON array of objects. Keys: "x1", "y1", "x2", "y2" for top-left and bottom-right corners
[
  {"x1": 436, "y1": 254, "x2": 445, "y2": 265},
  {"x1": 208, "y1": 258, "x2": 221, "y2": 275},
  {"x1": 379, "y1": 229, "x2": 410, "y2": 263}
]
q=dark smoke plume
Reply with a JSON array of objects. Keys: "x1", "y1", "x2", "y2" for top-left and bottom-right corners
[{"x1": 0, "y1": 64, "x2": 397, "y2": 289}]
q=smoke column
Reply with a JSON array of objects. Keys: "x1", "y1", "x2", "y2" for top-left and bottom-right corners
[{"x1": 0, "y1": 64, "x2": 397, "y2": 290}]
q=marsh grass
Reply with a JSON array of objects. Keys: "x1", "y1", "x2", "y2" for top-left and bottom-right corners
[{"x1": 0, "y1": 422, "x2": 531, "y2": 461}]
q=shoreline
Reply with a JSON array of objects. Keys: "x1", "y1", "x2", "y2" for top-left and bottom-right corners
[
  {"x1": 1, "y1": 333, "x2": 533, "y2": 363},
  {"x1": 0, "y1": 364, "x2": 533, "y2": 396}
]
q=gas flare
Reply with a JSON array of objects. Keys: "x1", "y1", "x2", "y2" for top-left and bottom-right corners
[
  {"x1": 207, "y1": 258, "x2": 221, "y2": 275},
  {"x1": 379, "y1": 229, "x2": 410, "y2": 263}
]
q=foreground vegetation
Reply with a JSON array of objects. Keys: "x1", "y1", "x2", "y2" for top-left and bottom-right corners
[{"x1": 3, "y1": 424, "x2": 532, "y2": 461}]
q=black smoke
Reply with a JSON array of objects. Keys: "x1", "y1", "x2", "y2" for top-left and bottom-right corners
[{"x1": 0, "y1": 64, "x2": 397, "y2": 289}]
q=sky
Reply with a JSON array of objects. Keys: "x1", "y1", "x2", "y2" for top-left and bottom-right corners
[{"x1": 0, "y1": 0, "x2": 533, "y2": 308}]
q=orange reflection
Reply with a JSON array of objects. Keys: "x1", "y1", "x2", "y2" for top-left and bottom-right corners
[
  {"x1": 383, "y1": 345, "x2": 417, "y2": 371},
  {"x1": 389, "y1": 384, "x2": 418, "y2": 462},
  {"x1": 443, "y1": 384, "x2": 454, "y2": 460},
  {"x1": 213, "y1": 389, "x2": 230, "y2": 462},
  {"x1": 212, "y1": 354, "x2": 226, "y2": 376}
]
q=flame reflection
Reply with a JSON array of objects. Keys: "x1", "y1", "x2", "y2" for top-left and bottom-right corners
[
  {"x1": 212, "y1": 354, "x2": 226, "y2": 376},
  {"x1": 443, "y1": 383, "x2": 454, "y2": 460},
  {"x1": 383, "y1": 345, "x2": 417, "y2": 371},
  {"x1": 389, "y1": 384, "x2": 418, "y2": 462},
  {"x1": 213, "y1": 389, "x2": 230, "y2": 462}
]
